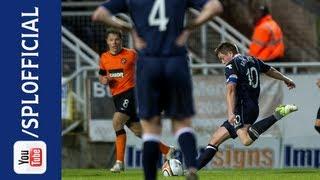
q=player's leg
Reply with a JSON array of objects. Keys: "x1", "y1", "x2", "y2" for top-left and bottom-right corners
[
  {"x1": 136, "y1": 57, "x2": 164, "y2": 180},
  {"x1": 127, "y1": 120, "x2": 174, "y2": 158},
  {"x1": 172, "y1": 119, "x2": 198, "y2": 178},
  {"x1": 164, "y1": 56, "x2": 198, "y2": 179},
  {"x1": 110, "y1": 112, "x2": 130, "y2": 172},
  {"x1": 236, "y1": 125, "x2": 254, "y2": 146},
  {"x1": 140, "y1": 117, "x2": 162, "y2": 180},
  {"x1": 247, "y1": 104, "x2": 298, "y2": 141},
  {"x1": 197, "y1": 126, "x2": 230, "y2": 170},
  {"x1": 110, "y1": 89, "x2": 135, "y2": 172},
  {"x1": 232, "y1": 102, "x2": 258, "y2": 146},
  {"x1": 315, "y1": 107, "x2": 320, "y2": 134}
]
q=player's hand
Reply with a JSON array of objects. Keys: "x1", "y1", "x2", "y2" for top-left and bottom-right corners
[
  {"x1": 99, "y1": 76, "x2": 109, "y2": 85},
  {"x1": 106, "y1": 76, "x2": 116, "y2": 88},
  {"x1": 99, "y1": 76, "x2": 116, "y2": 86},
  {"x1": 176, "y1": 29, "x2": 191, "y2": 47},
  {"x1": 228, "y1": 113, "x2": 236, "y2": 125},
  {"x1": 284, "y1": 78, "x2": 296, "y2": 89},
  {"x1": 131, "y1": 29, "x2": 146, "y2": 50},
  {"x1": 92, "y1": 6, "x2": 107, "y2": 22},
  {"x1": 316, "y1": 79, "x2": 320, "y2": 88}
]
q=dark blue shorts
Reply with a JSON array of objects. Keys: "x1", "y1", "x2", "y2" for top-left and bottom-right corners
[
  {"x1": 222, "y1": 100, "x2": 259, "y2": 139},
  {"x1": 135, "y1": 55, "x2": 195, "y2": 120}
]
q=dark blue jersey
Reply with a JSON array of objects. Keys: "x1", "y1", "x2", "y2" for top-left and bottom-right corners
[
  {"x1": 225, "y1": 54, "x2": 271, "y2": 105},
  {"x1": 102, "y1": 0, "x2": 208, "y2": 57}
]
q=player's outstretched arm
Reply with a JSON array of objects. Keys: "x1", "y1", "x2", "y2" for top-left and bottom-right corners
[
  {"x1": 265, "y1": 67, "x2": 296, "y2": 89},
  {"x1": 186, "y1": 0, "x2": 223, "y2": 30},
  {"x1": 176, "y1": 0, "x2": 223, "y2": 46},
  {"x1": 92, "y1": 6, "x2": 132, "y2": 32}
]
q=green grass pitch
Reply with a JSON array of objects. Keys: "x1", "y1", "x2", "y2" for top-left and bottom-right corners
[{"x1": 62, "y1": 169, "x2": 320, "y2": 180}]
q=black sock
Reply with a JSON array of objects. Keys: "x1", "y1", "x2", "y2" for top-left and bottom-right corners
[
  {"x1": 315, "y1": 126, "x2": 320, "y2": 134},
  {"x1": 178, "y1": 131, "x2": 197, "y2": 169},
  {"x1": 142, "y1": 141, "x2": 160, "y2": 180},
  {"x1": 249, "y1": 115, "x2": 278, "y2": 141},
  {"x1": 197, "y1": 144, "x2": 218, "y2": 170}
]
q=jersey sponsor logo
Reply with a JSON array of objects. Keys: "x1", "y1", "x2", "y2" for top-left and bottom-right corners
[
  {"x1": 109, "y1": 69, "x2": 124, "y2": 78},
  {"x1": 121, "y1": 58, "x2": 127, "y2": 64}
]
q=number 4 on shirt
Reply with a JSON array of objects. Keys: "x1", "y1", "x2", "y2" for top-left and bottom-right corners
[{"x1": 148, "y1": 0, "x2": 169, "y2": 31}]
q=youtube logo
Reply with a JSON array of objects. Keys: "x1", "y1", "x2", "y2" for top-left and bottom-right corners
[{"x1": 14, "y1": 141, "x2": 46, "y2": 174}]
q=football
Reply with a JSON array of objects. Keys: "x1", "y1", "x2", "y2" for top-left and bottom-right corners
[{"x1": 162, "y1": 159, "x2": 184, "y2": 176}]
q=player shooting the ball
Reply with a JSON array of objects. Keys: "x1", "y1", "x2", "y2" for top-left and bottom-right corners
[{"x1": 196, "y1": 42, "x2": 298, "y2": 170}]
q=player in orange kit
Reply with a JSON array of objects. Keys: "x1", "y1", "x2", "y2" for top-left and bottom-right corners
[{"x1": 99, "y1": 28, "x2": 174, "y2": 173}]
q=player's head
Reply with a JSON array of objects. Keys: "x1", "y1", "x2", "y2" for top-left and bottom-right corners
[
  {"x1": 253, "y1": 5, "x2": 270, "y2": 24},
  {"x1": 215, "y1": 42, "x2": 239, "y2": 64},
  {"x1": 105, "y1": 28, "x2": 123, "y2": 55}
]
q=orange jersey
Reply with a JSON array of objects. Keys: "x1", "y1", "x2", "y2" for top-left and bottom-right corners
[
  {"x1": 99, "y1": 48, "x2": 136, "y2": 96},
  {"x1": 249, "y1": 15, "x2": 284, "y2": 61}
]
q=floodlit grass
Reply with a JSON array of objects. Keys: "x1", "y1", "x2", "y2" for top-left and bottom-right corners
[{"x1": 62, "y1": 168, "x2": 320, "y2": 180}]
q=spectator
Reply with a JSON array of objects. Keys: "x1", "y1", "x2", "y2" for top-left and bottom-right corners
[{"x1": 249, "y1": 6, "x2": 284, "y2": 62}]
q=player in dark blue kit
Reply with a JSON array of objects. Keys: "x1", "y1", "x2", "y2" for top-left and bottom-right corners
[
  {"x1": 92, "y1": 0, "x2": 223, "y2": 179},
  {"x1": 196, "y1": 42, "x2": 298, "y2": 170}
]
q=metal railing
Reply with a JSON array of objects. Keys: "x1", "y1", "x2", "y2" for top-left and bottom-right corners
[
  {"x1": 61, "y1": 1, "x2": 251, "y2": 57},
  {"x1": 189, "y1": 9, "x2": 250, "y2": 55},
  {"x1": 61, "y1": 1, "x2": 320, "y2": 135},
  {"x1": 62, "y1": 26, "x2": 99, "y2": 133}
]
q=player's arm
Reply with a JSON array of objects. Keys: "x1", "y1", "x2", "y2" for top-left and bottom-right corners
[
  {"x1": 176, "y1": 0, "x2": 223, "y2": 46},
  {"x1": 99, "y1": 75, "x2": 109, "y2": 85},
  {"x1": 92, "y1": 4, "x2": 132, "y2": 32},
  {"x1": 98, "y1": 56, "x2": 114, "y2": 85},
  {"x1": 225, "y1": 64, "x2": 238, "y2": 124},
  {"x1": 226, "y1": 82, "x2": 237, "y2": 124},
  {"x1": 265, "y1": 67, "x2": 296, "y2": 89},
  {"x1": 99, "y1": 74, "x2": 116, "y2": 87},
  {"x1": 98, "y1": 68, "x2": 111, "y2": 85},
  {"x1": 186, "y1": 0, "x2": 223, "y2": 30}
]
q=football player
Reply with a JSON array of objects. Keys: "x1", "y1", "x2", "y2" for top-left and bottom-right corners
[
  {"x1": 99, "y1": 28, "x2": 175, "y2": 173},
  {"x1": 197, "y1": 42, "x2": 298, "y2": 170}
]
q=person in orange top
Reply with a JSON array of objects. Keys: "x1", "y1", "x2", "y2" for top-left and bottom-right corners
[
  {"x1": 249, "y1": 6, "x2": 284, "y2": 62},
  {"x1": 99, "y1": 28, "x2": 174, "y2": 173}
]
